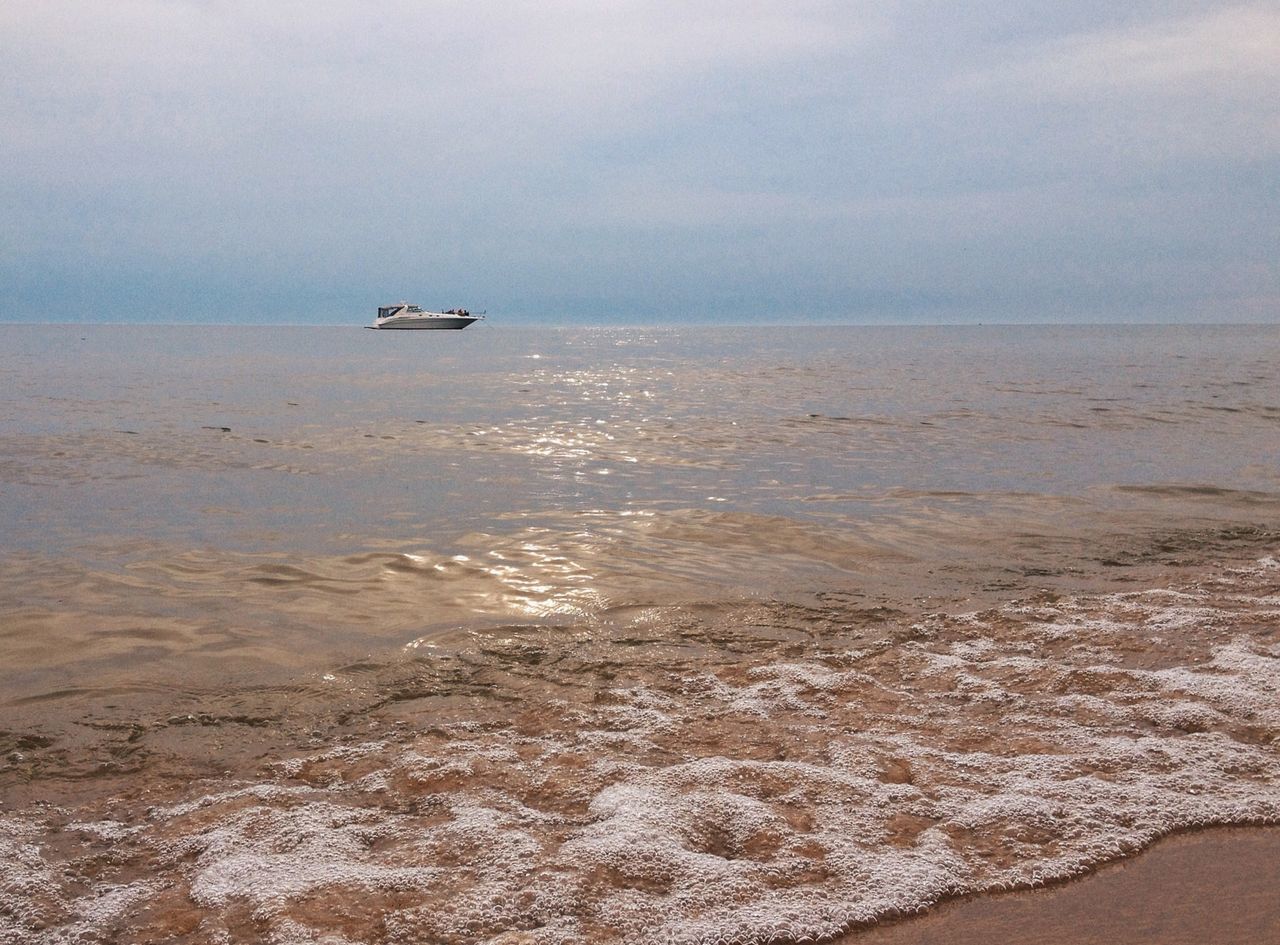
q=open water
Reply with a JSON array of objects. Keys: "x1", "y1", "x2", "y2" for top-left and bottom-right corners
[{"x1": 1, "y1": 324, "x2": 1278, "y2": 943}]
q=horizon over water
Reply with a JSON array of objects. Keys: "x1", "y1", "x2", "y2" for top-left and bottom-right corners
[
  {"x1": 3, "y1": 314, "x2": 1276, "y2": 328},
  {"x1": 2, "y1": 323, "x2": 1278, "y2": 943}
]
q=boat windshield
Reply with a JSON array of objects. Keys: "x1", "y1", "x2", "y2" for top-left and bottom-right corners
[{"x1": 407, "y1": 306, "x2": 423, "y2": 313}]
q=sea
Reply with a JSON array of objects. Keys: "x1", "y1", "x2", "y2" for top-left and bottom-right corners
[{"x1": 1, "y1": 323, "x2": 1278, "y2": 944}]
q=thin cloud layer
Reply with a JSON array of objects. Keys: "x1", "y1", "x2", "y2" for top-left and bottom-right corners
[
  {"x1": 0, "y1": 1, "x2": 1275, "y2": 322},
  {"x1": 958, "y1": 5, "x2": 1280, "y2": 94}
]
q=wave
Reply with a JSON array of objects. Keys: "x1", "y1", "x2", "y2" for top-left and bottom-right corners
[{"x1": 3, "y1": 554, "x2": 1277, "y2": 943}]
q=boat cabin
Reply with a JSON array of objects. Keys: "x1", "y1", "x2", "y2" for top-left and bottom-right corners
[
  {"x1": 378, "y1": 303, "x2": 423, "y2": 318},
  {"x1": 378, "y1": 303, "x2": 472, "y2": 319},
  {"x1": 376, "y1": 306, "x2": 427, "y2": 320}
]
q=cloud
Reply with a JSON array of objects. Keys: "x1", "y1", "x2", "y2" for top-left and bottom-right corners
[
  {"x1": 944, "y1": 5, "x2": 1280, "y2": 161},
  {"x1": 954, "y1": 5, "x2": 1279, "y2": 94},
  {"x1": 0, "y1": 2, "x2": 1275, "y2": 322},
  {"x1": 0, "y1": 2, "x2": 866, "y2": 154}
]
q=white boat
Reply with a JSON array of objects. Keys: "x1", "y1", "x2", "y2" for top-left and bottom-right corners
[{"x1": 372, "y1": 302, "x2": 482, "y2": 330}]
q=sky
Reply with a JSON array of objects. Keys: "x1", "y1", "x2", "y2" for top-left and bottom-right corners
[{"x1": 1, "y1": 1, "x2": 1277, "y2": 324}]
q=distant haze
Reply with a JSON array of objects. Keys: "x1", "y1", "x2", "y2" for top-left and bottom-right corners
[{"x1": 1, "y1": 1, "x2": 1277, "y2": 325}]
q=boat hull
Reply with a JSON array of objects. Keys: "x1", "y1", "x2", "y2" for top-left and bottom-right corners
[{"x1": 374, "y1": 315, "x2": 478, "y2": 330}]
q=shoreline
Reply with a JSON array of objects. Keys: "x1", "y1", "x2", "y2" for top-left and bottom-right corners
[
  {"x1": 2, "y1": 546, "x2": 1277, "y2": 942},
  {"x1": 840, "y1": 826, "x2": 1280, "y2": 944}
]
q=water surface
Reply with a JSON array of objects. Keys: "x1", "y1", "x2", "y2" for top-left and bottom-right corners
[{"x1": 1, "y1": 324, "x2": 1277, "y2": 943}]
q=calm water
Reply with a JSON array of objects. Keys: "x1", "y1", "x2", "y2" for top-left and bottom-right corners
[{"x1": 2, "y1": 324, "x2": 1278, "y2": 943}]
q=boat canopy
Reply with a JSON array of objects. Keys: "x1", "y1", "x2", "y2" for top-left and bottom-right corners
[{"x1": 378, "y1": 303, "x2": 428, "y2": 318}]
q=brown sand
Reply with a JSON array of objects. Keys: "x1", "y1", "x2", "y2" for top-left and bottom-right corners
[{"x1": 843, "y1": 827, "x2": 1280, "y2": 944}]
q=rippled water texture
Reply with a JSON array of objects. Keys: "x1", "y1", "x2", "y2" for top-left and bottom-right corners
[{"x1": 1, "y1": 324, "x2": 1278, "y2": 943}]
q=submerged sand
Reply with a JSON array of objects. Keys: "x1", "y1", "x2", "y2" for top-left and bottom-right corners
[{"x1": 2, "y1": 549, "x2": 1277, "y2": 943}]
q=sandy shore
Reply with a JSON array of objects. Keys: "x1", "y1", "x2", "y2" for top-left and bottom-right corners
[{"x1": 842, "y1": 827, "x2": 1280, "y2": 944}]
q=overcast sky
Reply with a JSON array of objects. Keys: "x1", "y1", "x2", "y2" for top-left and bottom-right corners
[{"x1": 2, "y1": 1, "x2": 1277, "y2": 324}]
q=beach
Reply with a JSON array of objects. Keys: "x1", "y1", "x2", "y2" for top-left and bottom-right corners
[
  {"x1": 845, "y1": 827, "x2": 1280, "y2": 944},
  {"x1": 2, "y1": 324, "x2": 1277, "y2": 943}
]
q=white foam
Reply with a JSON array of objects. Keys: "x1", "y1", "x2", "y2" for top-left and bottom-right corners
[
  {"x1": 185, "y1": 801, "x2": 444, "y2": 910},
  {"x1": 0, "y1": 816, "x2": 63, "y2": 943}
]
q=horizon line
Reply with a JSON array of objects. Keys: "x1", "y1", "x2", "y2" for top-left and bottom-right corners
[{"x1": 2, "y1": 318, "x2": 1277, "y2": 330}]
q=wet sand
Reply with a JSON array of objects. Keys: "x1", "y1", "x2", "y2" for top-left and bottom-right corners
[{"x1": 846, "y1": 827, "x2": 1280, "y2": 944}]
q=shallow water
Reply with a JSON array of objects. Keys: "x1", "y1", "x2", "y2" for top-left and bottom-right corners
[{"x1": 1, "y1": 324, "x2": 1278, "y2": 943}]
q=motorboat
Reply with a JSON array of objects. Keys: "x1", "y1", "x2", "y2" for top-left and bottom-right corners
[{"x1": 372, "y1": 302, "x2": 482, "y2": 330}]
